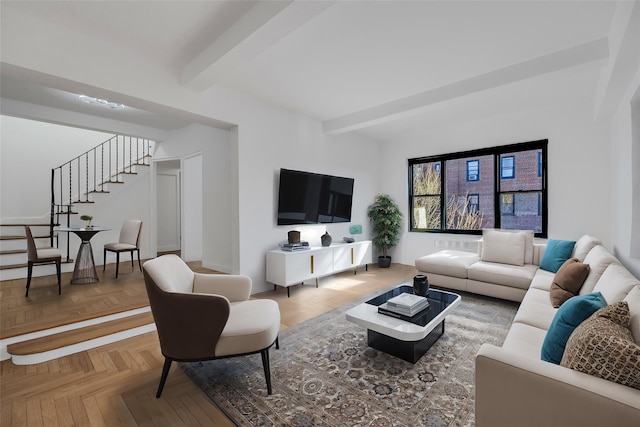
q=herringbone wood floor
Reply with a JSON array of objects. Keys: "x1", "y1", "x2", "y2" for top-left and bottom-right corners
[{"x1": 1, "y1": 259, "x2": 417, "y2": 426}]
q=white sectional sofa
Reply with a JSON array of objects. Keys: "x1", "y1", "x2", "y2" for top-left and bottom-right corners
[
  {"x1": 416, "y1": 232, "x2": 640, "y2": 426},
  {"x1": 415, "y1": 229, "x2": 542, "y2": 302}
]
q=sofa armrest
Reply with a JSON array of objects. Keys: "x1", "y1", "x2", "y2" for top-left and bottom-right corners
[
  {"x1": 532, "y1": 243, "x2": 546, "y2": 266},
  {"x1": 475, "y1": 344, "x2": 640, "y2": 427},
  {"x1": 193, "y1": 273, "x2": 252, "y2": 302}
]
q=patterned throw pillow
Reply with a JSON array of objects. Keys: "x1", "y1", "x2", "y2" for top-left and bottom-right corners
[{"x1": 561, "y1": 301, "x2": 640, "y2": 389}]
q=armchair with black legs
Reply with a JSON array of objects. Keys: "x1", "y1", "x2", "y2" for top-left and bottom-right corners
[{"x1": 142, "y1": 254, "x2": 281, "y2": 398}]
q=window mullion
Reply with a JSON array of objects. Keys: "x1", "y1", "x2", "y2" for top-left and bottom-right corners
[{"x1": 440, "y1": 160, "x2": 446, "y2": 230}]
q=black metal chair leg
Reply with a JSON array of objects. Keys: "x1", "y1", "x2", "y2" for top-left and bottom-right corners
[
  {"x1": 261, "y1": 348, "x2": 272, "y2": 395},
  {"x1": 103, "y1": 248, "x2": 106, "y2": 272},
  {"x1": 56, "y1": 260, "x2": 61, "y2": 295},
  {"x1": 156, "y1": 358, "x2": 173, "y2": 398},
  {"x1": 26, "y1": 262, "x2": 33, "y2": 297},
  {"x1": 130, "y1": 250, "x2": 134, "y2": 270},
  {"x1": 275, "y1": 337, "x2": 280, "y2": 350},
  {"x1": 136, "y1": 249, "x2": 142, "y2": 271},
  {"x1": 115, "y1": 252, "x2": 120, "y2": 278}
]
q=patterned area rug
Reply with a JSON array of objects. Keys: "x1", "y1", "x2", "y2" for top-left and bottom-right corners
[{"x1": 182, "y1": 285, "x2": 518, "y2": 426}]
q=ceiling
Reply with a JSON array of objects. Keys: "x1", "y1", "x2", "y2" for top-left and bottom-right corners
[{"x1": 0, "y1": 1, "x2": 620, "y2": 140}]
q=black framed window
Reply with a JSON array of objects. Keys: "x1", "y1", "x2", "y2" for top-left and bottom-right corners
[
  {"x1": 409, "y1": 139, "x2": 547, "y2": 237},
  {"x1": 501, "y1": 193, "x2": 514, "y2": 216},
  {"x1": 466, "y1": 160, "x2": 479, "y2": 181},
  {"x1": 501, "y1": 155, "x2": 515, "y2": 179},
  {"x1": 467, "y1": 194, "x2": 479, "y2": 213},
  {"x1": 538, "y1": 152, "x2": 542, "y2": 177}
]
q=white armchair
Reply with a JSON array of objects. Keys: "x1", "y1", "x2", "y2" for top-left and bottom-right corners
[{"x1": 142, "y1": 254, "x2": 281, "y2": 397}]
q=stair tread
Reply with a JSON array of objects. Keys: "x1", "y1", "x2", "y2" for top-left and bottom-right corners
[
  {"x1": 0, "y1": 249, "x2": 27, "y2": 255},
  {"x1": 7, "y1": 312, "x2": 154, "y2": 355},
  {"x1": 0, "y1": 223, "x2": 51, "y2": 227},
  {"x1": 0, "y1": 235, "x2": 55, "y2": 240},
  {"x1": 0, "y1": 260, "x2": 74, "y2": 270}
]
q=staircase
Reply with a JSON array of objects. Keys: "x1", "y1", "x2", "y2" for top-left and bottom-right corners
[{"x1": 0, "y1": 135, "x2": 155, "y2": 281}]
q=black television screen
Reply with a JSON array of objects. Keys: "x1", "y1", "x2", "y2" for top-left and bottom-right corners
[{"x1": 277, "y1": 168, "x2": 354, "y2": 225}]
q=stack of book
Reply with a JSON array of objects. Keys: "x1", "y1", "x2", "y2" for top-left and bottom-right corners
[
  {"x1": 280, "y1": 241, "x2": 310, "y2": 251},
  {"x1": 378, "y1": 293, "x2": 430, "y2": 319}
]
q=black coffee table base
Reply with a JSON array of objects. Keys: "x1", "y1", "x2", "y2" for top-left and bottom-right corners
[{"x1": 367, "y1": 320, "x2": 445, "y2": 363}]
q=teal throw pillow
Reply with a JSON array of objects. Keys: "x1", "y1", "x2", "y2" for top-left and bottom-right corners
[
  {"x1": 540, "y1": 239, "x2": 576, "y2": 273},
  {"x1": 541, "y1": 292, "x2": 607, "y2": 364}
]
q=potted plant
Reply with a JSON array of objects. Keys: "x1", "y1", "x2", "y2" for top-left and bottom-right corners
[
  {"x1": 80, "y1": 215, "x2": 93, "y2": 228},
  {"x1": 367, "y1": 194, "x2": 403, "y2": 268}
]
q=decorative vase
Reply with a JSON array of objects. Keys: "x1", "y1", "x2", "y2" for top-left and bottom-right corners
[
  {"x1": 321, "y1": 231, "x2": 332, "y2": 247},
  {"x1": 288, "y1": 230, "x2": 300, "y2": 244},
  {"x1": 413, "y1": 274, "x2": 429, "y2": 296}
]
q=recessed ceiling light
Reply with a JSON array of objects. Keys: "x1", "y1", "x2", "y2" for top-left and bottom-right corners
[{"x1": 79, "y1": 95, "x2": 125, "y2": 110}]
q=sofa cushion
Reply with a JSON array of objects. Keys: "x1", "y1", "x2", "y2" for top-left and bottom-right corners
[
  {"x1": 549, "y1": 258, "x2": 590, "y2": 308},
  {"x1": 481, "y1": 229, "x2": 526, "y2": 266},
  {"x1": 513, "y1": 288, "x2": 558, "y2": 330},
  {"x1": 529, "y1": 268, "x2": 555, "y2": 292},
  {"x1": 624, "y1": 286, "x2": 640, "y2": 344},
  {"x1": 415, "y1": 250, "x2": 479, "y2": 279},
  {"x1": 502, "y1": 322, "x2": 548, "y2": 359},
  {"x1": 572, "y1": 234, "x2": 602, "y2": 262},
  {"x1": 540, "y1": 239, "x2": 576, "y2": 273},
  {"x1": 541, "y1": 292, "x2": 607, "y2": 364},
  {"x1": 579, "y1": 245, "x2": 621, "y2": 295},
  {"x1": 560, "y1": 302, "x2": 640, "y2": 390},
  {"x1": 592, "y1": 264, "x2": 640, "y2": 304},
  {"x1": 467, "y1": 261, "x2": 538, "y2": 290}
]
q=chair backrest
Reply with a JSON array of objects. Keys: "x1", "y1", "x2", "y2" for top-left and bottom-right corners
[
  {"x1": 24, "y1": 226, "x2": 37, "y2": 261},
  {"x1": 119, "y1": 220, "x2": 142, "y2": 246},
  {"x1": 143, "y1": 254, "x2": 194, "y2": 293}
]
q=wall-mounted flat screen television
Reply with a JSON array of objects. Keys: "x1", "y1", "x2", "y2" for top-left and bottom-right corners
[{"x1": 277, "y1": 168, "x2": 354, "y2": 225}]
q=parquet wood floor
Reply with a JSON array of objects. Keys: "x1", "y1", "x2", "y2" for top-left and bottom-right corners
[
  {"x1": 1, "y1": 260, "x2": 417, "y2": 426},
  {"x1": 1, "y1": 261, "x2": 212, "y2": 339}
]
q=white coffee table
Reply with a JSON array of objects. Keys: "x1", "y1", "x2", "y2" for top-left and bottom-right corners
[{"x1": 345, "y1": 284, "x2": 461, "y2": 363}]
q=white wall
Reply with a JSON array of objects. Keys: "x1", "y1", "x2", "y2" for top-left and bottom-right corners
[
  {"x1": 0, "y1": 116, "x2": 113, "y2": 220},
  {"x1": 379, "y1": 99, "x2": 613, "y2": 268},
  {"x1": 611, "y1": 70, "x2": 640, "y2": 277},
  {"x1": 152, "y1": 123, "x2": 234, "y2": 273},
  {"x1": 0, "y1": 115, "x2": 154, "y2": 275},
  {"x1": 217, "y1": 99, "x2": 382, "y2": 293}
]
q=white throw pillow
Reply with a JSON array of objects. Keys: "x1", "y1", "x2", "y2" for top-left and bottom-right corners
[
  {"x1": 624, "y1": 286, "x2": 640, "y2": 344},
  {"x1": 593, "y1": 264, "x2": 640, "y2": 304},
  {"x1": 572, "y1": 235, "x2": 602, "y2": 262},
  {"x1": 481, "y1": 229, "x2": 526, "y2": 266},
  {"x1": 579, "y1": 245, "x2": 621, "y2": 295},
  {"x1": 483, "y1": 228, "x2": 534, "y2": 264}
]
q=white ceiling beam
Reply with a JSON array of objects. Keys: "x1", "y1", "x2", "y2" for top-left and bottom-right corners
[
  {"x1": 323, "y1": 38, "x2": 609, "y2": 135},
  {"x1": 182, "y1": 0, "x2": 335, "y2": 91},
  {"x1": 594, "y1": 1, "x2": 640, "y2": 120}
]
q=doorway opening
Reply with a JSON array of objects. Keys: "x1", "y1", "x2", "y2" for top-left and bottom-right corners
[{"x1": 155, "y1": 160, "x2": 181, "y2": 256}]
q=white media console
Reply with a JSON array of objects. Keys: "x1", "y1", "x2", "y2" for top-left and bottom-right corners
[{"x1": 266, "y1": 240, "x2": 373, "y2": 297}]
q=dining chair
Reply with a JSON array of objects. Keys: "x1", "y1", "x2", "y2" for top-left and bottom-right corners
[
  {"x1": 25, "y1": 225, "x2": 62, "y2": 297},
  {"x1": 103, "y1": 220, "x2": 142, "y2": 278},
  {"x1": 142, "y1": 254, "x2": 281, "y2": 398}
]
